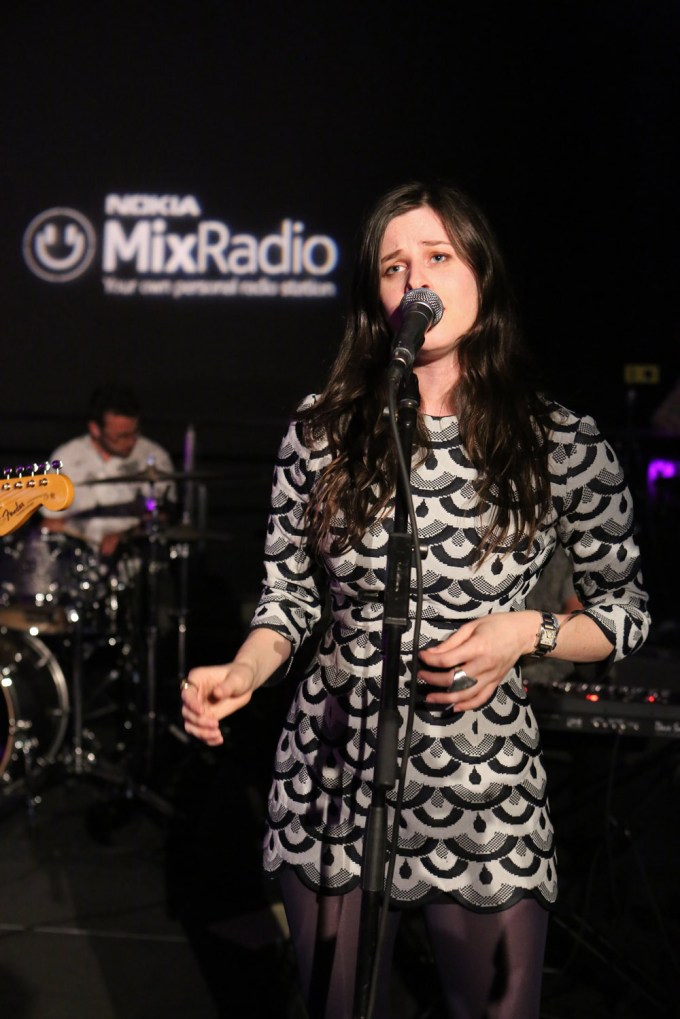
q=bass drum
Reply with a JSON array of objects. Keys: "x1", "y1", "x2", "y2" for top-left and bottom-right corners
[{"x1": 0, "y1": 629, "x2": 70, "y2": 793}]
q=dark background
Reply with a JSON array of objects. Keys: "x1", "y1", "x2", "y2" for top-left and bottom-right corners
[
  {"x1": 1, "y1": 7, "x2": 679, "y2": 1017},
  {"x1": 1, "y1": 1, "x2": 678, "y2": 625}
]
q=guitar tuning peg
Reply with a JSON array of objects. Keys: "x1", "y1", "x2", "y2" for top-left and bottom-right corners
[
  {"x1": 51, "y1": 460, "x2": 64, "y2": 474},
  {"x1": 15, "y1": 465, "x2": 25, "y2": 477},
  {"x1": 42, "y1": 460, "x2": 51, "y2": 473}
]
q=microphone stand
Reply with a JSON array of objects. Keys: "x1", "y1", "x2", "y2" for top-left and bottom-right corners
[{"x1": 353, "y1": 372, "x2": 420, "y2": 1019}]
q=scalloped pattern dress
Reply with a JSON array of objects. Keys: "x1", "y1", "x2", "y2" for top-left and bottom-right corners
[{"x1": 252, "y1": 401, "x2": 650, "y2": 912}]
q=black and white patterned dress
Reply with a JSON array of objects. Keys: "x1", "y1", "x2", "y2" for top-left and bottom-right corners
[{"x1": 252, "y1": 399, "x2": 650, "y2": 912}]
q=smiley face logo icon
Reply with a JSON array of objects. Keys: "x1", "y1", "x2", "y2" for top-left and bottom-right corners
[{"x1": 23, "y1": 207, "x2": 97, "y2": 282}]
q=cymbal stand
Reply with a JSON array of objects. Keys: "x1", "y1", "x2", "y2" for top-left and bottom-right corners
[
  {"x1": 174, "y1": 538, "x2": 190, "y2": 686},
  {"x1": 126, "y1": 427, "x2": 209, "y2": 757},
  {"x1": 173, "y1": 472, "x2": 208, "y2": 683},
  {"x1": 136, "y1": 469, "x2": 195, "y2": 761},
  {"x1": 176, "y1": 422, "x2": 195, "y2": 684},
  {"x1": 158, "y1": 450, "x2": 202, "y2": 748},
  {"x1": 139, "y1": 479, "x2": 167, "y2": 777}
]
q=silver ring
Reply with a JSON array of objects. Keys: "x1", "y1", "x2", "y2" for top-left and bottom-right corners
[
  {"x1": 448, "y1": 668, "x2": 477, "y2": 692},
  {"x1": 180, "y1": 678, "x2": 196, "y2": 692}
]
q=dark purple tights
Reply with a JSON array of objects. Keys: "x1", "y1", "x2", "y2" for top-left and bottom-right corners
[{"x1": 279, "y1": 870, "x2": 548, "y2": 1019}]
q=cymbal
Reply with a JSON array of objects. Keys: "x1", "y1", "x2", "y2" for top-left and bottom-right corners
[{"x1": 79, "y1": 468, "x2": 218, "y2": 486}]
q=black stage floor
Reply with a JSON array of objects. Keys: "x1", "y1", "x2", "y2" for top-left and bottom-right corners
[{"x1": 1, "y1": 642, "x2": 679, "y2": 1019}]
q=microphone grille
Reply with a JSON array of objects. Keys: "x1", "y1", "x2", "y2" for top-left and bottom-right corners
[{"x1": 400, "y1": 287, "x2": 444, "y2": 325}]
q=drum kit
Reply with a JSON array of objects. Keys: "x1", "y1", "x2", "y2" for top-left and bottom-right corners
[{"x1": 0, "y1": 461, "x2": 228, "y2": 816}]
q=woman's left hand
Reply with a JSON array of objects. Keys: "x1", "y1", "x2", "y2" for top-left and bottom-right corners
[{"x1": 418, "y1": 612, "x2": 537, "y2": 711}]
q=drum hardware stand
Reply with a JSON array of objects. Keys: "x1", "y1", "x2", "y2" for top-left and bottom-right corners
[
  {"x1": 175, "y1": 538, "x2": 190, "y2": 689},
  {"x1": 128, "y1": 467, "x2": 194, "y2": 766},
  {"x1": 167, "y1": 443, "x2": 200, "y2": 742},
  {"x1": 1, "y1": 723, "x2": 44, "y2": 821},
  {"x1": 149, "y1": 425, "x2": 204, "y2": 750},
  {"x1": 163, "y1": 536, "x2": 192, "y2": 748},
  {"x1": 140, "y1": 502, "x2": 163, "y2": 776},
  {"x1": 119, "y1": 469, "x2": 191, "y2": 790},
  {"x1": 176, "y1": 423, "x2": 195, "y2": 689},
  {"x1": 55, "y1": 595, "x2": 178, "y2": 819}
]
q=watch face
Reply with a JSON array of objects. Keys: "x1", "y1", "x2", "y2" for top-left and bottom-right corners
[{"x1": 533, "y1": 613, "x2": 559, "y2": 656}]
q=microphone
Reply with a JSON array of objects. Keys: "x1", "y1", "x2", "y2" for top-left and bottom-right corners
[{"x1": 387, "y1": 287, "x2": 444, "y2": 384}]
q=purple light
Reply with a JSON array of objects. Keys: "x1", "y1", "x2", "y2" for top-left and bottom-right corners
[
  {"x1": 647, "y1": 458, "x2": 679, "y2": 493},
  {"x1": 145, "y1": 498, "x2": 157, "y2": 512}
]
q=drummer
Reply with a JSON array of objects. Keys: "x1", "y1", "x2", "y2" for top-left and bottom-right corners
[{"x1": 41, "y1": 383, "x2": 177, "y2": 558}]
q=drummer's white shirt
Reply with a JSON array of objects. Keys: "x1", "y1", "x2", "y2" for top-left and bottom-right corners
[{"x1": 41, "y1": 433, "x2": 176, "y2": 547}]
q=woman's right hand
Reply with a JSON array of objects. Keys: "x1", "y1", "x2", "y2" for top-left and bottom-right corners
[
  {"x1": 181, "y1": 627, "x2": 292, "y2": 746},
  {"x1": 180, "y1": 661, "x2": 258, "y2": 746}
]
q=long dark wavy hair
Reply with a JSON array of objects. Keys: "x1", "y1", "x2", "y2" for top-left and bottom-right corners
[{"x1": 299, "y1": 180, "x2": 554, "y2": 563}]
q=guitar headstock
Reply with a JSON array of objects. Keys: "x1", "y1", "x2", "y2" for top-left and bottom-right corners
[{"x1": 1, "y1": 461, "x2": 75, "y2": 536}]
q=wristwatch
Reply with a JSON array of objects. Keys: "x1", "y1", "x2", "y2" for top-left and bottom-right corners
[{"x1": 530, "y1": 612, "x2": 560, "y2": 658}]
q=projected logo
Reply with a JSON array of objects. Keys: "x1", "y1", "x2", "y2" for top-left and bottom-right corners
[
  {"x1": 23, "y1": 207, "x2": 97, "y2": 283},
  {"x1": 22, "y1": 194, "x2": 340, "y2": 300},
  {"x1": 101, "y1": 194, "x2": 339, "y2": 299}
]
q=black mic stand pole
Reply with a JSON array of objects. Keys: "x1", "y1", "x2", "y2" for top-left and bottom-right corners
[{"x1": 353, "y1": 372, "x2": 420, "y2": 1019}]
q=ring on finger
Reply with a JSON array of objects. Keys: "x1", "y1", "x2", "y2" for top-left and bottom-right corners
[{"x1": 448, "y1": 667, "x2": 478, "y2": 692}]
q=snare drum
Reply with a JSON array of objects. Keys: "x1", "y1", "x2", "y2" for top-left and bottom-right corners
[
  {"x1": 0, "y1": 528, "x2": 105, "y2": 634},
  {"x1": 0, "y1": 629, "x2": 70, "y2": 789}
]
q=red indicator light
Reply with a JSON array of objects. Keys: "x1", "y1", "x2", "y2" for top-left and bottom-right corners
[{"x1": 586, "y1": 693, "x2": 600, "y2": 703}]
